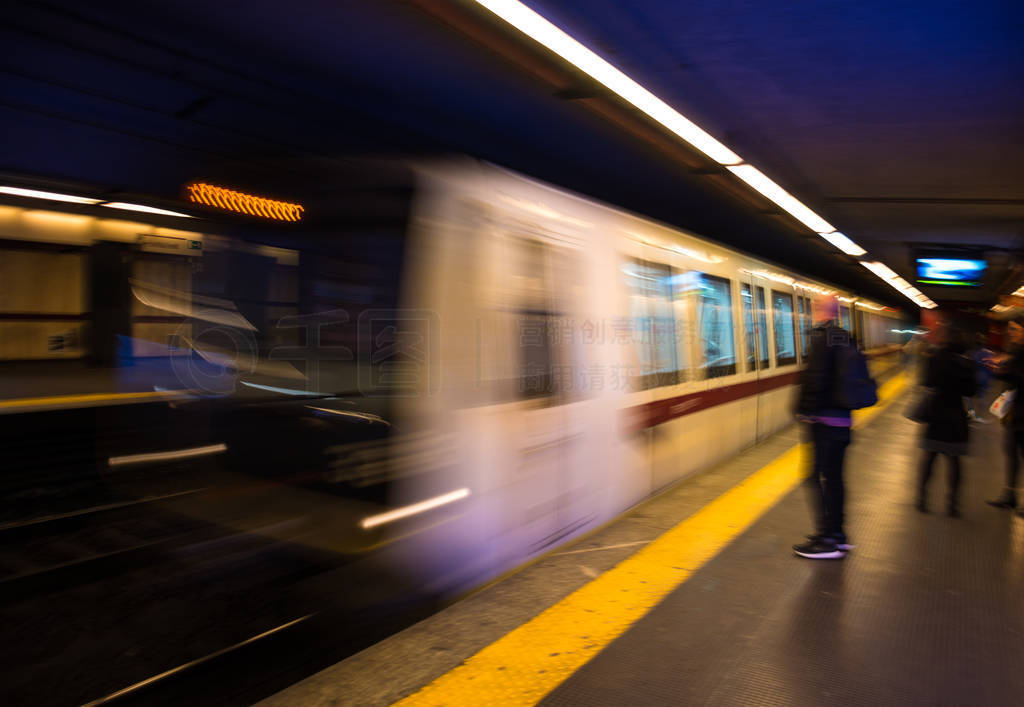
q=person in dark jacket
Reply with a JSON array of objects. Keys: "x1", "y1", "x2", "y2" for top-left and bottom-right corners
[
  {"x1": 793, "y1": 295, "x2": 855, "y2": 559},
  {"x1": 915, "y1": 326, "x2": 976, "y2": 516},
  {"x1": 986, "y1": 317, "x2": 1024, "y2": 512}
]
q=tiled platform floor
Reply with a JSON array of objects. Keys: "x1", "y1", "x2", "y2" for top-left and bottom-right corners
[{"x1": 543, "y1": 402, "x2": 1024, "y2": 706}]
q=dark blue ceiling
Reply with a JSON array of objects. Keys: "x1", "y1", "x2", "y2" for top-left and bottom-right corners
[{"x1": 2, "y1": 0, "x2": 1022, "y2": 306}]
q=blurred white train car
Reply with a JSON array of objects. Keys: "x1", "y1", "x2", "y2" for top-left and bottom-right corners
[{"x1": 374, "y1": 160, "x2": 904, "y2": 593}]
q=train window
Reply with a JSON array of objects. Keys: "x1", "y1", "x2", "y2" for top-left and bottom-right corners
[
  {"x1": 740, "y1": 284, "x2": 757, "y2": 371},
  {"x1": 797, "y1": 296, "x2": 808, "y2": 357},
  {"x1": 513, "y1": 238, "x2": 553, "y2": 398},
  {"x1": 839, "y1": 305, "x2": 852, "y2": 331},
  {"x1": 772, "y1": 291, "x2": 797, "y2": 366},
  {"x1": 623, "y1": 260, "x2": 681, "y2": 389},
  {"x1": 755, "y1": 286, "x2": 770, "y2": 369},
  {"x1": 695, "y1": 273, "x2": 736, "y2": 378}
]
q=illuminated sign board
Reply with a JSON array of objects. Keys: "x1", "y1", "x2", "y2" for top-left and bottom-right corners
[
  {"x1": 915, "y1": 257, "x2": 986, "y2": 287},
  {"x1": 186, "y1": 182, "x2": 304, "y2": 221}
]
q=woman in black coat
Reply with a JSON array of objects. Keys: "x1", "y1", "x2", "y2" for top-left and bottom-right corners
[{"x1": 916, "y1": 328, "x2": 977, "y2": 516}]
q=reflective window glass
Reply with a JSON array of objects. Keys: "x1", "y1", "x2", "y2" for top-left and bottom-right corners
[
  {"x1": 696, "y1": 273, "x2": 736, "y2": 378},
  {"x1": 741, "y1": 283, "x2": 756, "y2": 371},
  {"x1": 513, "y1": 238, "x2": 553, "y2": 398},
  {"x1": 797, "y1": 296, "x2": 808, "y2": 356},
  {"x1": 772, "y1": 290, "x2": 797, "y2": 366},
  {"x1": 623, "y1": 260, "x2": 680, "y2": 388},
  {"x1": 755, "y1": 286, "x2": 769, "y2": 368},
  {"x1": 840, "y1": 305, "x2": 852, "y2": 331}
]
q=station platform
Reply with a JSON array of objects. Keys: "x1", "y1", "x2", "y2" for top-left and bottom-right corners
[
  {"x1": 261, "y1": 372, "x2": 1024, "y2": 707},
  {"x1": 0, "y1": 359, "x2": 194, "y2": 414},
  {"x1": 0, "y1": 357, "x2": 309, "y2": 414}
]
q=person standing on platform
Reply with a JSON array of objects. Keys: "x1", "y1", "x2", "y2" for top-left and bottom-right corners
[
  {"x1": 986, "y1": 317, "x2": 1024, "y2": 512},
  {"x1": 793, "y1": 295, "x2": 857, "y2": 559},
  {"x1": 915, "y1": 325, "x2": 976, "y2": 517}
]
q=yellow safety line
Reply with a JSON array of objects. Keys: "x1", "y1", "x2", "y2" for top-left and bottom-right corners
[
  {"x1": 395, "y1": 371, "x2": 908, "y2": 707},
  {"x1": 0, "y1": 390, "x2": 184, "y2": 410}
]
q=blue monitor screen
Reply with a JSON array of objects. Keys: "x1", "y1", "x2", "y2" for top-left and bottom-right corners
[{"x1": 915, "y1": 257, "x2": 986, "y2": 287}]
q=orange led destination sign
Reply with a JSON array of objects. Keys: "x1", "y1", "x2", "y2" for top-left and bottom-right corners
[{"x1": 186, "y1": 182, "x2": 304, "y2": 221}]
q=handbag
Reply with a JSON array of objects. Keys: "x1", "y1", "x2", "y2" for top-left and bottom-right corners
[
  {"x1": 989, "y1": 389, "x2": 1016, "y2": 421},
  {"x1": 904, "y1": 386, "x2": 938, "y2": 424}
]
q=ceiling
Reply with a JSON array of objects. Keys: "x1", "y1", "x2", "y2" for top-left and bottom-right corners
[{"x1": 2, "y1": 0, "x2": 1023, "y2": 310}]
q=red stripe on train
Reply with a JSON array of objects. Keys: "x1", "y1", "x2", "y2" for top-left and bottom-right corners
[
  {"x1": 624, "y1": 370, "x2": 800, "y2": 432},
  {"x1": 624, "y1": 346, "x2": 901, "y2": 431}
]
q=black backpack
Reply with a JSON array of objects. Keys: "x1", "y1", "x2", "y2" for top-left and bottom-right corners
[{"x1": 832, "y1": 341, "x2": 878, "y2": 410}]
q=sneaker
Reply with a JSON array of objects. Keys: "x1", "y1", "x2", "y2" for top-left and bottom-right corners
[
  {"x1": 805, "y1": 533, "x2": 854, "y2": 551},
  {"x1": 830, "y1": 533, "x2": 854, "y2": 551},
  {"x1": 793, "y1": 536, "x2": 846, "y2": 559}
]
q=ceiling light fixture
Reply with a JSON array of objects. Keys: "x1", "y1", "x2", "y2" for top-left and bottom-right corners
[
  {"x1": 818, "y1": 231, "x2": 867, "y2": 257},
  {"x1": 470, "y1": 0, "x2": 741, "y2": 165},
  {"x1": 726, "y1": 165, "x2": 834, "y2": 233},
  {"x1": 471, "y1": 1, "x2": 880, "y2": 261},
  {"x1": 860, "y1": 261, "x2": 937, "y2": 309},
  {"x1": 0, "y1": 186, "x2": 101, "y2": 205}
]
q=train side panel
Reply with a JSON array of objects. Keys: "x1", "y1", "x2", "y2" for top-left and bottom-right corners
[{"x1": 387, "y1": 161, "x2": 904, "y2": 594}]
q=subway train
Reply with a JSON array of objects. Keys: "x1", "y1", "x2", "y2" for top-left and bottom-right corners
[
  {"x1": 345, "y1": 159, "x2": 907, "y2": 593},
  {"x1": 0, "y1": 161, "x2": 905, "y2": 592},
  {"x1": 0, "y1": 160, "x2": 909, "y2": 701}
]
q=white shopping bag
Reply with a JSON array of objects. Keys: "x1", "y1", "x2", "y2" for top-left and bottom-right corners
[{"x1": 990, "y1": 390, "x2": 1016, "y2": 420}]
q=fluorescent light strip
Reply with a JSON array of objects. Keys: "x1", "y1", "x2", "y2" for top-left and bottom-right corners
[
  {"x1": 473, "y1": 1, "x2": 881, "y2": 259},
  {"x1": 861, "y1": 261, "x2": 899, "y2": 280},
  {"x1": 109, "y1": 443, "x2": 227, "y2": 467},
  {"x1": 360, "y1": 488, "x2": 471, "y2": 530},
  {"x1": 726, "y1": 165, "x2": 835, "y2": 233},
  {"x1": 472, "y1": 0, "x2": 740, "y2": 165},
  {"x1": 102, "y1": 202, "x2": 193, "y2": 218},
  {"x1": 818, "y1": 231, "x2": 866, "y2": 257},
  {"x1": 860, "y1": 261, "x2": 937, "y2": 309},
  {"x1": 0, "y1": 186, "x2": 101, "y2": 205}
]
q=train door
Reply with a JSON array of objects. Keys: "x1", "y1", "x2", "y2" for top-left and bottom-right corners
[
  {"x1": 681, "y1": 269, "x2": 738, "y2": 474},
  {"x1": 615, "y1": 234, "x2": 685, "y2": 503},
  {"x1": 633, "y1": 254, "x2": 691, "y2": 493},
  {"x1": 484, "y1": 226, "x2": 596, "y2": 563},
  {"x1": 738, "y1": 275, "x2": 769, "y2": 442},
  {"x1": 742, "y1": 275, "x2": 773, "y2": 441}
]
